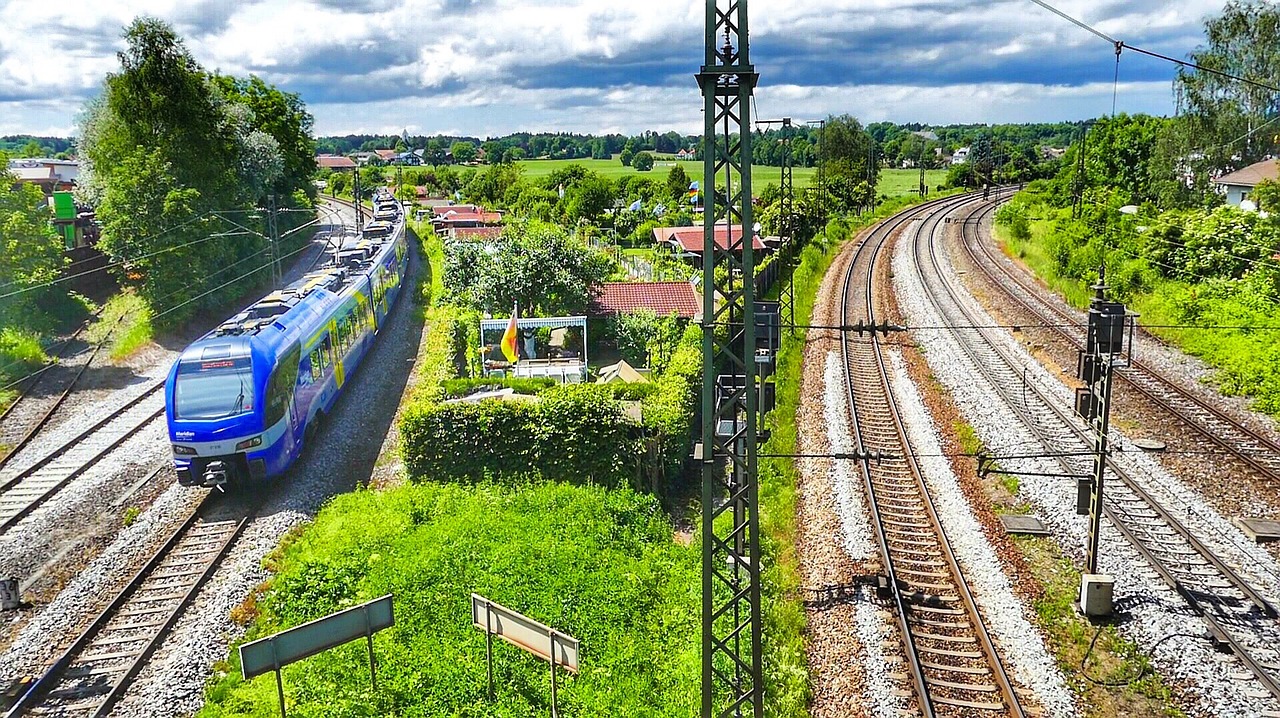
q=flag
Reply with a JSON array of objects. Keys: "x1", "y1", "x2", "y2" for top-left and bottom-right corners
[
  {"x1": 687, "y1": 180, "x2": 699, "y2": 196},
  {"x1": 628, "y1": 199, "x2": 642, "y2": 211},
  {"x1": 501, "y1": 304, "x2": 519, "y2": 363}
]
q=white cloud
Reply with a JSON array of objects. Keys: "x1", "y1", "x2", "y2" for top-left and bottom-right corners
[{"x1": 0, "y1": 0, "x2": 1224, "y2": 136}]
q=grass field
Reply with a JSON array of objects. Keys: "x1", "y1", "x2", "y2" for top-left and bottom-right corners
[{"x1": 514, "y1": 158, "x2": 946, "y2": 198}]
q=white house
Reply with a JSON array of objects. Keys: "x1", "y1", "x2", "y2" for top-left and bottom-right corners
[
  {"x1": 1214, "y1": 158, "x2": 1279, "y2": 206},
  {"x1": 951, "y1": 147, "x2": 970, "y2": 166}
]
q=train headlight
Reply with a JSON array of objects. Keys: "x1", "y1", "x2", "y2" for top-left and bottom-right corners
[
  {"x1": 172, "y1": 444, "x2": 197, "y2": 456},
  {"x1": 235, "y1": 436, "x2": 263, "y2": 451}
]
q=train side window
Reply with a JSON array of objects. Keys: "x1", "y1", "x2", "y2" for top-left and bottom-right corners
[{"x1": 266, "y1": 344, "x2": 300, "y2": 427}]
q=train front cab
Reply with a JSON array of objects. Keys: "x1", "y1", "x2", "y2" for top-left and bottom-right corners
[{"x1": 167, "y1": 341, "x2": 301, "y2": 489}]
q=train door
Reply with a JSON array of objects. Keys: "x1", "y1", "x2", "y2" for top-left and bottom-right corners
[{"x1": 265, "y1": 343, "x2": 301, "y2": 468}]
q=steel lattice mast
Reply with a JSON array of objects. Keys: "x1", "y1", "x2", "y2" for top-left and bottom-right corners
[{"x1": 697, "y1": 1, "x2": 764, "y2": 716}]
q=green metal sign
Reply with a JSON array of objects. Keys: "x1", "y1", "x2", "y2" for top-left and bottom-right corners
[
  {"x1": 240, "y1": 594, "x2": 393, "y2": 717},
  {"x1": 240, "y1": 594, "x2": 393, "y2": 679}
]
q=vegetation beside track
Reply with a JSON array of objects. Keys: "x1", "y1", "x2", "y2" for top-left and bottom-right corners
[
  {"x1": 995, "y1": 193, "x2": 1280, "y2": 419},
  {"x1": 199, "y1": 481, "x2": 702, "y2": 717}
]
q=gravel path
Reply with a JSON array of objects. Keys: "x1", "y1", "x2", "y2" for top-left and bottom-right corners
[{"x1": 892, "y1": 216, "x2": 1280, "y2": 717}]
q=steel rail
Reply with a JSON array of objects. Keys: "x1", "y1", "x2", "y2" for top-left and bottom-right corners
[
  {"x1": 0, "y1": 382, "x2": 165, "y2": 534},
  {"x1": 960, "y1": 198, "x2": 1280, "y2": 482},
  {"x1": 839, "y1": 192, "x2": 1027, "y2": 716},
  {"x1": 921, "y1": 194, "x2": 1280, "y2": 701},
  {"x1": 4, "y1": 491, "x2": 255, "y2": 718}
]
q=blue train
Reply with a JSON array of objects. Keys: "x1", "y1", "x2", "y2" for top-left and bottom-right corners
[{"x1": 165, "y1": 192, "x2": 409, "y2": 488}]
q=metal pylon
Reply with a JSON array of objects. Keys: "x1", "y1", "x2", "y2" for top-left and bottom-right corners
[{"x1": 696, "y1": 1, "x2": 763, "y2": 716}]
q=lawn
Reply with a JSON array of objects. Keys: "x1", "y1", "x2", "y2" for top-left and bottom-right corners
[{"x1": 515, "y1": 158, "x2": 945, "y2": 199}]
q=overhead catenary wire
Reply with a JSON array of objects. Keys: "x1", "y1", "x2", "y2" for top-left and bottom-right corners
[{"x1": 1026, "y1": 0, "x2": 1280, "y2": 95}]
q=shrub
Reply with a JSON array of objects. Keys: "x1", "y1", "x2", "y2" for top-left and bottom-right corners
[
  {"x1": 401, "y1": 383, "x2": 637, "y2": 488},
  {"x1": 440, "y1": 376, "x2": 555, "y2": 398},
  {"x1": 198, "y1": 481, "x2": 700, "y2": 717}
]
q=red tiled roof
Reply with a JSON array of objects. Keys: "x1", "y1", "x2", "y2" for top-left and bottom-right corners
[
  {"x1": 375, "y1": 149, "x2": 398, "y2": 160},
  {"x1": 317, "y1": 154, "x2": 357, "y2": 169},
  {"x1": 653, "y1": 224, "x2": 766, "y2": 253},
  {"x1": 432, "y1": 204, "x2": 484, "y2": 216},
  {"x1": 590, "y1": 282, "x2": 701, "y2": 318},
  {"x1": 453, "y1": 226, "x2": 504, "y2": 240}
]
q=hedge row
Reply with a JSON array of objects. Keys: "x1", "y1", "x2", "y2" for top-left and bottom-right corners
[
  {"x1": 401, "y1": 383, "x2": 638, "y2": 488},
  {"x1": 400, "y1": 326, "x2": 702, "y2": 495}
]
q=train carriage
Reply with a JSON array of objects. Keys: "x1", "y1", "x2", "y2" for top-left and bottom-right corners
[{"x1": 166, "y1": 193, "x2": 408, "y2": 488}]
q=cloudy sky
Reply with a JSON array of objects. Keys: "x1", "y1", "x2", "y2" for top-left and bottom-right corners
[{"x1": 0, "y1": 0, "x2": 1229, "y2": 138}]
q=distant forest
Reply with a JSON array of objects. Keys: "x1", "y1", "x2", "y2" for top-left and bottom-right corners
[
  {"x1": 0, "y1": 135, "x2": 76, "y2": 157},
  {"x1": 5, "y1": 121, "x2": 1084, "y2": 170},
  {"x1": 317, "y1": 121, "x2": 1083, "y2": 169}
]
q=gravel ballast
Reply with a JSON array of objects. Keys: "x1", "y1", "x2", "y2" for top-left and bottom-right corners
[{"x1": 892, "y1": 218, "x2": 1280, "y2": 717}]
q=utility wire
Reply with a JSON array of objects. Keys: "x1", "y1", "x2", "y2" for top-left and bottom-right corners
[{"x1": 1026, "y1": 0, "x2": 1280, "y2": 94}]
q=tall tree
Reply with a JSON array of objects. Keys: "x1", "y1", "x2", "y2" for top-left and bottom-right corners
[
  {"x1": 77, "y1": 18, "x2": 272, "y2": 324},
  {"x1": 819, "y1": 114, "x2": 878, "y2": 202},
  {"x1": 211, "y1": 74, "x2": 317, "y2": 200},
  {"x1": 0, "y1": 162, "x2": 65, "y2": 327},
  {"x1": 1176, "y1": 0, "x2": 1280, "y2": 171}
]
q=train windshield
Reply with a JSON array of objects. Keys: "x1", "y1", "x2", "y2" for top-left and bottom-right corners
[{"x1": 175, "y1": 358, "x2": 255, "y2": 420}]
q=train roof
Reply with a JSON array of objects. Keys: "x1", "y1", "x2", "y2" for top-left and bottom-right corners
[{"x1": 208, "y1": 209, "x2": 404, "y2": 342}]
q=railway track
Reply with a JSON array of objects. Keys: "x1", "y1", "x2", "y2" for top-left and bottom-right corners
[
  {"x1": 840, "y1": 192, "x2": 1028, "y2": 716},
  {"x1": 913, "y1": 193, "x2": 1280, "y2": 703},
  {"x1": 4, "y1": 491, "x2": 253, "y2": 718},
  {"x1": 0, "y1": 313, "x2": 114, "y2": 471},
  {"x1": 0, "y1": 382, "x2": 165, "y2": 535},
  {"x1": 958, "y1": 199, "x2": 1280, "y2": 482}
]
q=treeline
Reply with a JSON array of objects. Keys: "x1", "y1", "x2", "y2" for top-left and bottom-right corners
[
  {"x1": 75, "y1": 17, "x2": 318, "y2": 328},
  {"x1": 313, "y1": 121, "x2": 1078, "y2": 172},
  {"x1": 0, "y1": 136, "x2": 75, "y2": 158}
]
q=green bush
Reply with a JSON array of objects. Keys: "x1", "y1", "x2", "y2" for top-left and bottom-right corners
[
  {"x1": 637, "y1": 326, "x2": 701, "y2": 492},
  {"x1": 607, "y1": 382, "x2": 658, "y2": 401},
  {"x1": 0, "y1": 327, "x2": 47, "y2": 390},
  {"x1": 401, "y1": 383, "x2": 637, "y2": 489},
  {"x1": 440, "y1": 376, "x2": 555, "y2": 398},
  {"x1": 198, "y1": 481, "x2": 700, "y2": 717}
]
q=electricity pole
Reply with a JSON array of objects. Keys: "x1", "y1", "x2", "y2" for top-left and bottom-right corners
[
  {"x1": 697, "y1": 0, "x2": 765, "y2": 715},
  {"x1": 266, "y1": 194, "x2": 280, "y2": 287},
  {"x1": 1074, "y1": 266, "x2": 1130, "y2": 616}
]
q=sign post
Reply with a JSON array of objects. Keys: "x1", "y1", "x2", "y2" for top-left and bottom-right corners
[
  {"x1": 240, "y1": 594, "x2": 395, "y2": 718},
  {"x1": 471, "y1": 593, "x2": 579, "y2": 717}
]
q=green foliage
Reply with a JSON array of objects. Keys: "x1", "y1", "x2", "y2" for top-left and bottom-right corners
[
  {"x1": 607, "y1": 309, "x2": 683, "y2": 370},
  {"x1": 0, "y1": 328, "x2": 47, "y2": 391},
  {"x1": 636, "y1": 327, "x2": 700, "y2": 492},
  {"x1": 450, "y1": 141, "x2": 477, "y2": 164},
  {"x1": 211, "y1": 74, "x2": 317, "y2": 200},
  {"x1": 400, "y1": 384, "x2": 637, "y2": 489},
  {"x1": 0, "y1": 168, "x2": 65, "y2": 328},
  {"x1": 607, "y1": 382, "x2": 659, "y2": 401},
  {"x1": 198, "y1": 481, "x2": 700, "y2": 718},
  {"x1": 1254, "y1": 177, "x2": 1280, "y2": 213},
  {"x1": 630, "y1": 151, "x2": 654, "y2": 172},
  {"x1": 1001, "y1": 185, "x2": 1280, "y2": 420},
  {"x1": 78, "y1": 17, "x2": 317, "y2": 327},
  {"x1": 995, "y1": 201, "x2": 1031, "y2": 242},
  {"x1": 439, "y1": 376, "x2": 555, "y2": 398},
  {"x1": 442, "y1": 219, "x2": 613, "y2": 316}
]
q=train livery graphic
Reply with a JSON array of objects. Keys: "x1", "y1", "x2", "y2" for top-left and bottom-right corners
[{"x1": 165, "y1": 192, "x2": 408, "y2": 488}]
